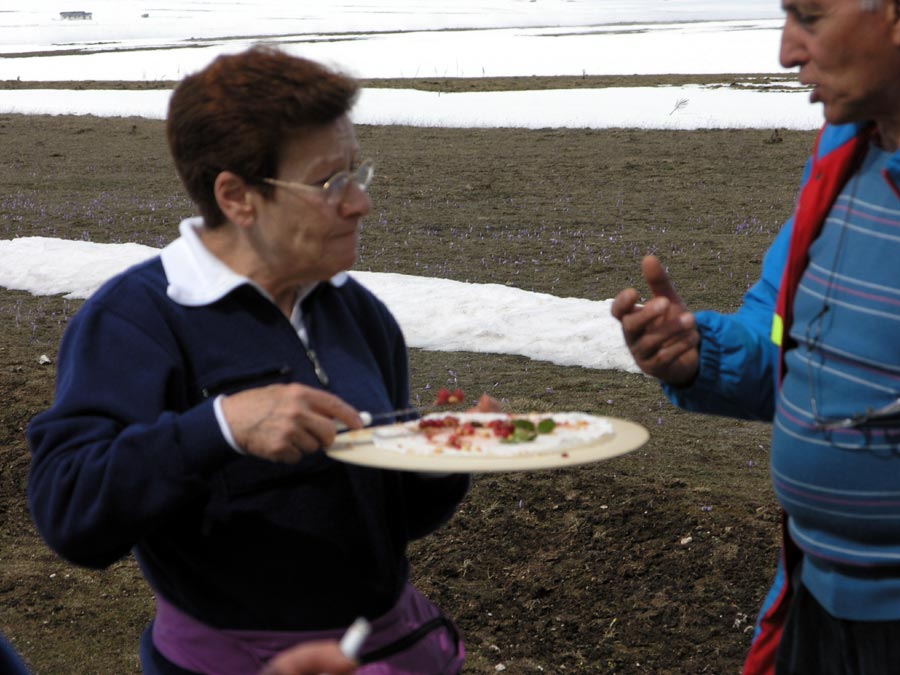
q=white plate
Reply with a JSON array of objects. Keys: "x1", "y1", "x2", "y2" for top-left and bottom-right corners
[{"x1": 326, "y1": 416, "x2": 649, "y2": 473}]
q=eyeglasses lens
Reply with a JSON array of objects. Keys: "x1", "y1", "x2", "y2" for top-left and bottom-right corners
[{"x1": 323, "y1": 162, "x2": 374, "y2": 201}]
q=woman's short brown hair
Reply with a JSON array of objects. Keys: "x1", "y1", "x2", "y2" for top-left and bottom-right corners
[{"x1": 166, "y1": 46, "x2": 359, "y2": 227}]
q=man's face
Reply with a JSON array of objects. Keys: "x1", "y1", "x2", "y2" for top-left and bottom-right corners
[{"x1": 780, "y1": 0, "x2": 900, "y2": 126}]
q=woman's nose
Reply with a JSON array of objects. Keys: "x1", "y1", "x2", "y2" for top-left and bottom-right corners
[{"x1": 338, "y1": 182, "x2": 372, "y2": 218}]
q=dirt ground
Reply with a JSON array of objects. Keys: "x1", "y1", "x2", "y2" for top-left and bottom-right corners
[{"x1": 0, "y1": 102, "x2": 817, "y2": 674}]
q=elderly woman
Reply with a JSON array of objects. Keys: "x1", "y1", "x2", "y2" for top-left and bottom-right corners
[{"x1": 27, "y1": 46, "x2": 478, "y2": 675}]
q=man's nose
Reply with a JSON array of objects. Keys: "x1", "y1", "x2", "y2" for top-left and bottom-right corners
[{"x1": 779, "y1": 21, "x2": 807, "y2": 69}]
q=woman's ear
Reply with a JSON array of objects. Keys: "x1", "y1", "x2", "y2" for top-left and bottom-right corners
[{"x1": 214, "y1": 171, "x2": 256, "y2": 228}]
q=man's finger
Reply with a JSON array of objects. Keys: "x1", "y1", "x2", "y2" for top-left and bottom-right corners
[
  {"x1": 619, "y1": 297, "x2": 670, "y2": 339},
  {"x1": 611, "y1": 288, "x2": 641, "y2": 320},
  {"x1": 642, "y1": 255, "x2": 684, "y2": 307}
]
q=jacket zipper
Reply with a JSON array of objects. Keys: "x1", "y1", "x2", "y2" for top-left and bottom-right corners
[
  {"x1": 295, "y1": 312, "x2": 330, "y2": 388},
  {"x1": 302, "y1": 343, "x2": 330, "y2": 387}
]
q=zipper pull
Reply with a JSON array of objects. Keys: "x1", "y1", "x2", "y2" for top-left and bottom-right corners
[{"x1": 305, "y1": 347, "x2": 330, "y2": 387}]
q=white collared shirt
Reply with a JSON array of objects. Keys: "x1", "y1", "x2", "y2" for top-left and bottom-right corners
[{"x1": 160, "y1": 217, "x2": 348, "y2": 453}]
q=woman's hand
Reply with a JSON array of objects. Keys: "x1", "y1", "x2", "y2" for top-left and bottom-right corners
[
  {"x1": 611, "y1": 255, "x2": 700, "y2": 387},
  {"x1": 259, "y1": 641, "x2": 357, "y2": 675},
  {"x1": 222, "y1": 384, "x2": 363, "y2": 462}
]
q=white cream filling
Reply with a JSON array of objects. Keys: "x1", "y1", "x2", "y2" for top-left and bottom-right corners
[{"x1": 371, "y1": 412, "x2": 614, "y2": 457}]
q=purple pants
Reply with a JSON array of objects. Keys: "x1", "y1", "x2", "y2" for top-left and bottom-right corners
[{"x1": 151, "y1": 583, "x2": 465, "y2": 675}]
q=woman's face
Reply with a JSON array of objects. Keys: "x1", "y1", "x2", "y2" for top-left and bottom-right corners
[{"x1": 249, "y1": 115, "x2": 371, "y2": 291}]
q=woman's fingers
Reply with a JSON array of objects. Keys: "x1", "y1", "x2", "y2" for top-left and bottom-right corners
[{"x1": 223, "y1": 384, "x2": 363, "y2": 461}]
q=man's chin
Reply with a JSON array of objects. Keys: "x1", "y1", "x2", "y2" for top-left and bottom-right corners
[
  {"x1": 821, "y1": 105, "x2": 851, "y2": 127},
  {"x1": 811, "y1": 91, "x2": 849, "y2": 126}
]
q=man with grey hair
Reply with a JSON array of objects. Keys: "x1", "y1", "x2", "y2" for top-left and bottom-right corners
[{"x1": 612, "y1": 0, "x2": 900, "y2": 673}]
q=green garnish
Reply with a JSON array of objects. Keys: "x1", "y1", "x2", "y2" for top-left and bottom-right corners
[
  {"x1": 502, "y1": 417, "x2": 556, "y2": 443},
  {"x1": 512, "y1": 419, "x2": 535, "y2": 431},
  {"x1": 537, "y1": 418, "x2": 556, "y2": 434}
]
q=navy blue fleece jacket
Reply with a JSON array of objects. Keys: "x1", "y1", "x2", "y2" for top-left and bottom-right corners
[{"x1": 27, "y1": 257, "x2": 468, "y2": 630}]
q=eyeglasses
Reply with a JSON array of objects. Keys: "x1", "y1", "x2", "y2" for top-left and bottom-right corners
[
  {"x1": 261, "y1": 159, "x2": 374, "y2": 204},
  {"x1": 812, "y1": 398, "x2": 900, "y2": 430},
  {"x1": 805, "y1": 305, "x2": 900, "y2": 430}
]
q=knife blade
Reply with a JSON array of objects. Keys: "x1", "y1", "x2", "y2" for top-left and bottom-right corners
[{"x1": 336, "y1": 403, "x2": 460, "y2": 432}]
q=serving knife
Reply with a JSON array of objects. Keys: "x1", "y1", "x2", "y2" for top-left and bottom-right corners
[{"x1": 336, "y1": 403, "x2": 461, "y2": 432}]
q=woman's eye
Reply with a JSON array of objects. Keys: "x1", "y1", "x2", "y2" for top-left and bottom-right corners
[{"x1": 321, "y1": 167, "x2": 352, "y2": 186}]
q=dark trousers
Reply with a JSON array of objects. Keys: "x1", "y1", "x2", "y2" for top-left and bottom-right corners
[{"x1": 776, "y1": 579, "x2": 900, "y2": 675}]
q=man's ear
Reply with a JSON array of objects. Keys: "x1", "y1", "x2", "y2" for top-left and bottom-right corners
[
  {"x1": 214, "y1": 171, "x2": 256, "y2": 228},
  {"x1": 892, "y1": 0, "x2": 900, "y2": 32}
]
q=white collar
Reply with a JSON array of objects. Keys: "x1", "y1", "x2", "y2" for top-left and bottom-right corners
[{"x1": 160, "y1": 217, "x2": 348, "y2": 307}]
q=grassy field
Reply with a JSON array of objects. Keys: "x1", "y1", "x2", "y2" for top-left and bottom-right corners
[{"x1": 0, "y1": 94, "x2": 817, "y2": 674}]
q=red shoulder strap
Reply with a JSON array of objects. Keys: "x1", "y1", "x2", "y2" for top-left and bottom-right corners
[{"x1": 773, "y1": 129, "x2": 870, "y2": 382}]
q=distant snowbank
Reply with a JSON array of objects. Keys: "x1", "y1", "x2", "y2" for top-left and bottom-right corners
[
  {"x1": 0, "y1": 85, "x2": 822, "y2": 130},
  {"x1": 0, "y1": 237, "x2": 639, "y2": 372}
]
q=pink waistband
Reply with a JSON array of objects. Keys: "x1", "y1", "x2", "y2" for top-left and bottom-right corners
[{"x1": 152, "y1": 584, "x2": 464, "y2": 675}]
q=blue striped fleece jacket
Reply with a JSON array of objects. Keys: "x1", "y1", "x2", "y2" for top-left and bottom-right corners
[{"x1": 661, "y1": 121, "x2": 900, "y2": 675}]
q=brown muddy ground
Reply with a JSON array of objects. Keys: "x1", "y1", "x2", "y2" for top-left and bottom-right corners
[{"x1": 0, "y1": 97, "x2": 817, "y2": 674}]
